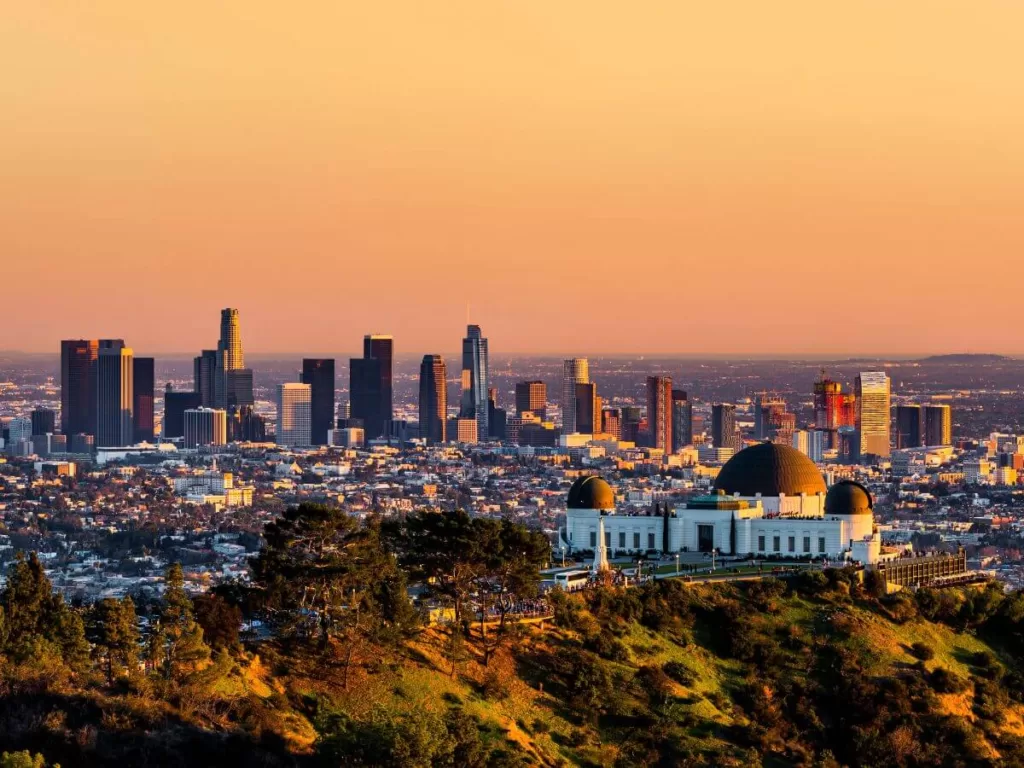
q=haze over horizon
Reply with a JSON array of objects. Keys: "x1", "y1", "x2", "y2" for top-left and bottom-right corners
[{"x1": 3, "y1": 1, "x2": 1022, "y2": 355}]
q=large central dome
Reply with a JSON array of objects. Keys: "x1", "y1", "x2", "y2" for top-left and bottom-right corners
[
  {"x1": 713, "y1": 443, "x2": 826, "y2": 497},
  {"x1": 567, "y1": 475, "x2": 615, "y2": 510}
]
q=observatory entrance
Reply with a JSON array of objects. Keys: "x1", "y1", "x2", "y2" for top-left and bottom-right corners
[{"x1": 697, "y1": 524, "x2": 715, "y2": 553}]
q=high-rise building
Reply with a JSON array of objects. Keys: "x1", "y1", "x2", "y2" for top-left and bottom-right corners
[
  {"x1": 895, "y1": 405, "x2": 924, "y2": 449},
  {"x1": 224, "y1": 369, "x2": 254, "y2": 409},
  {"x1": 30, "y1": 408, "x2": 57, "y2": 437},
  {"x1": 925, "y1": 404, "x2": 952, "y2": 446},
  {"x1": 95, "y1": 341, "x2": 133, "y2": 448},
  {"x1": 193, "y1": 350, "x2": 217, "y2": 406},
  {"x1": 183, "y1": 407, "x2": 227, "y2": 448},
  {"x1": 350, "y1": 335, "x2": 392, "y2": 439},
  {"x1": 228, "y1": 405, "x2": 267, "y2": 443},
  {"x1": 646, "y1": 376, "x2": 673, "y2": 451},
  {"x1": 620, "y1": 405, "x2": 643, "y2": 443},
  {"x1": 301, "y1": 359, "x2": 335, "y2": 446},
  {"x1": 460, "y1": 325, "x2": 489, "y2": 440},
  {"x1": 753, "y1": 392, "x2": 787, "y2": 440},
  {"x1": 487, "y1": 388, "x2": 507, "y2": 441},
  {"x1": 277, "y1": 383, "x2": 311, "y2": 447},
  {"x1": 515, "y1": 381, "x2": 547, "y2": 420},
  {"x1": 574, "y1": 382, "x2": 600, "y2": 436},
  {"x1": 561, "y1": 358, "x2": 589, "y2": 433},
  {"x1": 350, "y1": 357, "x2": 383, "y2": 439},
  {"x1": 132, "y1": 357, "x2": 155, "y2": 443},
  {"x1": 712, "y1": 403, "x2": 738, "y2": 452},
  {"x1": 60, "y1": 339, "x2": 99, "y2": 438},
  {"x1": 671, "y1": 390, "x2": 692, "y2": 451},
  {"x1": 449, "y1": 417, "x2": 479, "y2": 444},
  {"x1": 855, "y1": 371, "x2": 891, "y2": 458},
  {"x1": 418, "y1": 354, "x2": 448, "y2": 444},
  {"x1": 163, "y1": 386, "x2": 202, "y2": 439},
  {"x1": 602, "y1": 408, "x2": 621, "y2": 440},
  {"x1": 214, "y1": 308, "x2": 245, "y2": 408},
  {"x1": 7, "y1": 418, "x2": 32, "y2": 452}
]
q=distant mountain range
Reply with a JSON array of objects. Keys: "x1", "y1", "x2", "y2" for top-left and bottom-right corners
[{"x1": 918, "y1": 353, "x2": 1010, "y2": 363}]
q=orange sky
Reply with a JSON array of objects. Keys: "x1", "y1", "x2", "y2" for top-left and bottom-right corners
[{"x1": 2, "y1": 1, "x2": 1022, "y2": 355}]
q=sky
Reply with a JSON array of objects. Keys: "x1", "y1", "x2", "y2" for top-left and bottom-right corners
[{"x1": 2, "y1": 1, "x2": 1023, "y2": 356}]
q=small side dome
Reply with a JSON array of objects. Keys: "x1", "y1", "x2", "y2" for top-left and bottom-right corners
[
  {"x1": 825, "y1": 480, "x2": 873, "y2": 515},
  {"x1": 567, "y1": 475, "x2": 615, "y2": 510}
]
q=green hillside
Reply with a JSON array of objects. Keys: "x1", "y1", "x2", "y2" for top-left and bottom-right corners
[{"x1": 4, "y1": 506, "x2": 1024, "y2": 767}]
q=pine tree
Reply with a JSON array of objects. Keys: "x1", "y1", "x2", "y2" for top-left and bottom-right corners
[
  {"x1": 156, "y1": 563, "x2": 210, "y2": 681},
  {"x1": 91, "y1": 597, "x2": 140, "y2": 683}
]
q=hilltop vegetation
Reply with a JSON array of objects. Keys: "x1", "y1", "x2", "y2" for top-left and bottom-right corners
[{"x1": 3, "y1": 504, "x2": 1024, "y2": 766}]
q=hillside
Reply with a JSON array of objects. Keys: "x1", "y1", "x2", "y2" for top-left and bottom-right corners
[{"x1": 4, "y1": 568, "x2": 1024, "y2": 767}]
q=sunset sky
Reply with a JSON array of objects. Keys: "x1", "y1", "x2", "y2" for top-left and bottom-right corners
[{"x1": 2, "y1": 1, "x2": 1022, "y2": 356}]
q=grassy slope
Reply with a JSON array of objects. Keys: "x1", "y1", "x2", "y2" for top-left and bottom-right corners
[{"x1": 254, "y1": 584, "x2": 1024, "y2": 766}]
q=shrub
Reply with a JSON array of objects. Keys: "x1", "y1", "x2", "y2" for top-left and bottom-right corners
[
  {"x1": 909, "y1": 642, "x2": 935, "y2": 661},
  {"x1": 929, "y1": 667, "x2": 968, "y2": 694},
  {"x1": 663, "y1": 660, "x2": 696, "y2": 687}
]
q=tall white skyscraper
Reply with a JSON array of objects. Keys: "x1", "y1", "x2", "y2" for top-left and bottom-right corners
[
  {"x1": 561, "y1": 358, "x2": 590, "y2": 434},
  {"x1": 277, "y1": 383, "x2": 312, "y2": 447},
  {"x1": 855, "y1": 371, "x2": 891, "y2": 458}
]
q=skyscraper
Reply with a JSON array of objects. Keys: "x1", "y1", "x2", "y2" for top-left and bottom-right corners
[
  {"x1": 214, "y1": 308, "x2": 247, "y2": 408},
  {"x1": 95, "y1": 341, "x2": 133, "y2": 448},
  {"x1": 753, "y1": 392, "x2": 788, "y2": 440},
  {"x1": 855, "y1": 371, "x2": 891, "y2": 458},
  {"x1": 132, "y1": 357, "x2": 155, "y2": 443},
  {"x1": 349, "y1": 334, "x2": 392, "y2": 439},
  {"x1": 712, "y1": 403, "x2": 738, "y2": 452},
  {"x1": 895, "y1": 405, "x2": 924, "y2": 449},
  {"x1": 460, "y1": 325, "x2": 489, "y2": 440},
  {"x1": 602, "y1": 408, "x2": 622, "y2": 440},
  {"x1": 163, "y1": 386, "x2": 202, "y2": 439},
  {"x1": 574, "y1": 382, "x2": 600, "y2": 435},
  {"x1": 515, "y1": 381, "x2": 547, "y2": 420},
  {"x1": 561, "y1": 358, "x2": 589, "y2": 433},
  {"x1": 671, "y1": 390, "x2": 692, "y2": 452},
  {"x1": 193, "y1": 349, "x2": 217, "y2": 406},
  {"x1": 646, "y1": 376, "x2": 673, "y2": 451},
  {"x1": 620, "y1": 405, "x2": 643, "y2": 443},
  {"x1": 418, "y1": 354, "x2": 448, "y2": 444},
  {"x1": 301, "y1": 358, "x2": 335, "y2": 446},
  {"x1": 184, "y1": 407, "x2": 227, "y2": 448},
  {"x1": 925, "y1": 404, "x2": 952, "y2": 446},
  {"x1": 30, "y1": 408, "x2": 57, "y2": 437},
  {"x1": 277, "y1": 383, "x2": 312, "y2": 447},
  {"x1": 60, "y1": 339, "x2": 99, "y2": 438}
]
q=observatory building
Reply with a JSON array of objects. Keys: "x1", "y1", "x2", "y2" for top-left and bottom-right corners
[{"x1": 561, "y1": 443, "x2": 875, "y2": 560}]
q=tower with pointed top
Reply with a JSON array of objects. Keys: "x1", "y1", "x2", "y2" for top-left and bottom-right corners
[{"x1": 593, "y1": 515, "x2": 610, "y2": 572}]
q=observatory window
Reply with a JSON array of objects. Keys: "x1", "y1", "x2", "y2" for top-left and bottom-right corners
[
  {"x1": 818, "y1": 537, "x2": 826, "y2": 553},
  {"x1": 788, "y1": 536, "x2": 795, "y2": 553},
  {"x1": 619, "y1": 532, "x2": 625, "y2": 548},
  {"x1": 773, "y1": 536, "x2": 780, "y2": 552},
  {"x1": 648, "y1": 533, "x2": 656, "y2": 550},
  {"x1": 590, "y1": 531, "x2": 596, "y2": 548},
  {"x1": 758, "y1": 535, "x2": 765, "y2": 552},
  {"x1": 634, "y1": 532, "x2": 640, "y2": 549}
]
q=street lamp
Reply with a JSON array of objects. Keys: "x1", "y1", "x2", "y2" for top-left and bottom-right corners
[
  {"x1": 560, "y1": 546, "x2": 566, "y2": 567},
  {"x1": 675, "y1": 553, "x2": 680, "y2": 575}
]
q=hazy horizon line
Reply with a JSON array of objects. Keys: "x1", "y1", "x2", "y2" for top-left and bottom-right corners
[{"x1": 0, "y1": 350, "x2": 1019, "y2": 361}]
